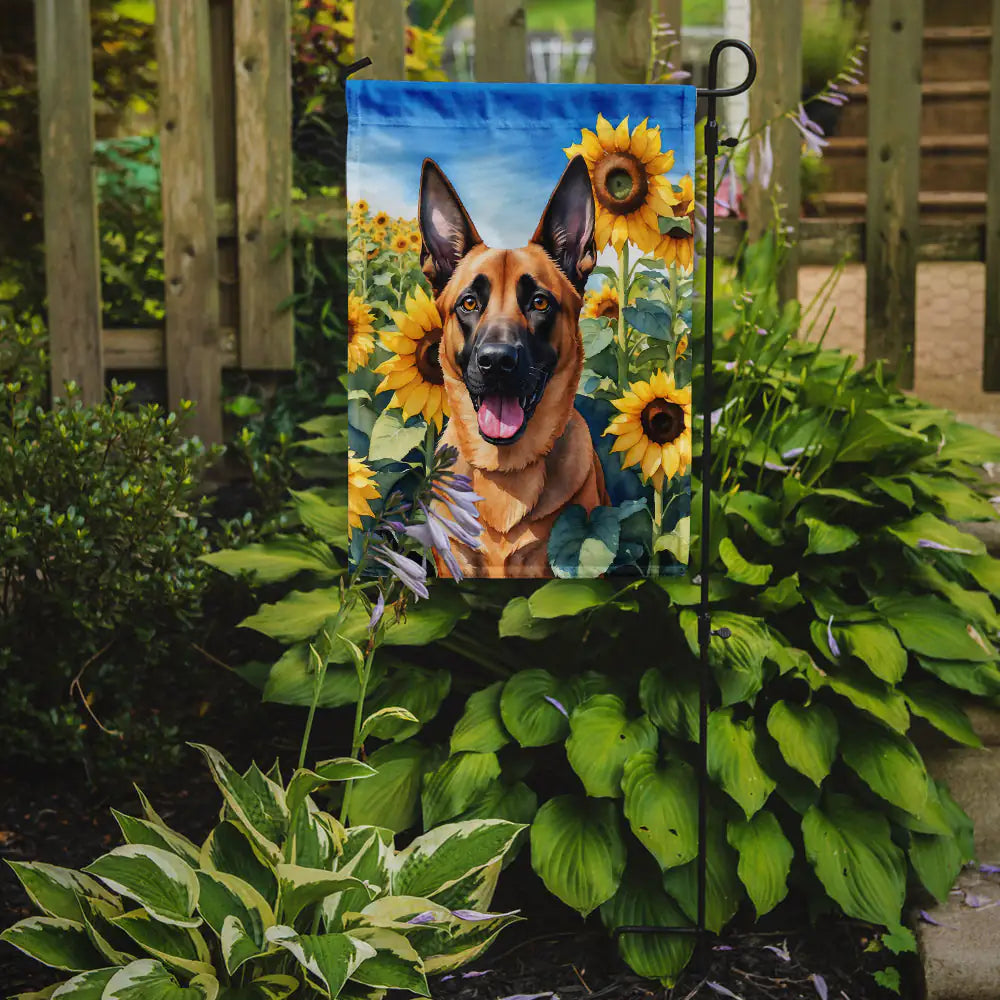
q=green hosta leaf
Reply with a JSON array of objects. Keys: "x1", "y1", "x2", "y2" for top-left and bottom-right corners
[
  {"x1": 811, "y1": 665, "x2": 911, "y2": 733},
  {"x1": 191, "y1": 746, "x2": 288, "y2": 862},
  {"x1": 47, "y1": 968, "x2": 117, "y2": 998},
  {"x1": 450, "y1": 682, "x2": 511, "y2": 754},
  {"x1": 0, "y1": 917, "x2": 104, "y2": 971},
  {"x1": 500, "y1": 669, "x2": 581, "y2": 747},
  {"x1": 284, "y1": 763, "x2": 374, "y2": 820},
  {"x1": 6, "y1": 862, "x2": 118, "y2": 922},
  {"x1": 839, "y1": 722, "x2": 930, "y2": 820},
  {"x1": 346, "y1": 927, "x2": 430, "y2": 996},
  {"x1": 566, "y1": 695, "x2": 657, "y2": 798},
  {"x1": 527, "y1": 579, "x2": 616, "y2": 618},
  {"x1": 200, "y1": 822, "x2": 277, "y2": 910},
  {"x1": 875, "y1": 595, "x2": 996, "y2": 662},
  {"x1": 679, "y1": 610, "x2": 770, "y2": 706},
  {"x1": 723, "y1": 491, "x2": 783, "y2": 545},
  {"x1": 727, "y1": 811, "x2": 794, "y2": 918},
  {"x1": 803, "y1": 517, "x2": 859, "y2": 556},
  {"x1": 83, "y1": 846, "x2": 199, "y2": 928},
  {"x1": 262, "y1": 645, "x2": 366, "y2": 709},
  {"x1": 906, "y1": 473, "x2": 998, "y2": 521},
  {"x1": 718, "y1": 537, "x2": 772, "y2": 586},
  {"x1": 757, "y1": 574, "x2": 804, "y2": 614},
  {"x1": 621, "y1": 752, "x2": 698, "y2": 871},
  {"x1": 888, "y1": 512, "x2": 986, "y2": 556},
  {"x1": 289, "y1": 490, "x2": 349, "y2": 543},
  {"x1": 276, "y1": 865, "x2": 376, "y2": 924},
  {"x1": 964, "y1": 553, "x2": 1000, "y2": 596},
  {"x1": 367, "y1": 407, "x2": 427, "y2": 462},
  {"x1": 662, "y1": 812, "x2": 742, "y2": 933},
  {"x1": 347, "y1": 743, "x2": 430, "y2": 833},
  {"x1": 707, "y1": 708, "x2": 775, "y2": 818},
  {"x1": 935, "y1": 781, "x2": 976, "y2": 862},
  {"x1": 530, "y1": 796, "x2": 626, "y2": 916},
  {"x1": 111, "y1": 813, "x2": 201, "y2": 867},
  {"x1": 937, "y1": 420, "x2": 1000, "y2": 464},
  {"x1": 454, "y1": 781, "x2": 539, "y2": 828},
  {"x1": 868, "y1": 476, "x2": 914, "y2": 509},
  {"x1": 802, "y1": 793, "x2": 906, "y2": 928},
  {"x1": 392, "y1": 819, "x2": 523, "y2": 902},
  {"x1": 360, "y1": 706, "x2": 420, "y2": 742},
  {"x1": 834, "y1": 622, "x2": 907, "y2": 685},
  {"x1": 103, "y1": 959, "x2": 218, "y2": 1000},
  {"x1": 200, "y1": 536, "x2": 339, "y2": 583},
  {"x1": 639, "y1": 667, "x2": 699, "y2": 742},
  {"x1": 265, "y1": 925, "x2": 376, "y2": 997},
  {"x1": 917, "y1": 656, "x2": 1000, "y2": 697},
  {"x1": 909, "y1": 832, "x2": 963, "y2": 903},
  {"x1": 601, "y1": 856, "x2": 694, "y2": 986},
  {"x1": 765, "y1": 701, "x2": 838, "y2": 786},
  {"x1": 835, "y1": 410, "x2": 929, "y2": 463},
  {"x1": 497, "y1": 596, "x2": 561, "y2": 639},
  {"x1": 241, "y1": 587, "x2": 342, "y2": 643},
  {"x1": 421, "y1": 752, "x2": 502, "y2": 828},
  {"x1": 903, "y1": 681, "x2": 982, "y2": 747},
  {"x1": 365, "y1": 667, "x2": 450, "y2": 741},
  {"x1": 110, "y1": 909, "x2": 213, "y2": 978}
]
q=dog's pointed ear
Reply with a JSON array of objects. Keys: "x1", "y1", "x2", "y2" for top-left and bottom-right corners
[
  {"x1": 419, "y1": 159, "x2": 482, "y2": 295},
  {"x1": 531, "y1": 155, "x2": 597, "y2": 295}
]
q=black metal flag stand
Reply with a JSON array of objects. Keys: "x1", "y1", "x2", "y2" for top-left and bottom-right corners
[{"x1": 613, "y1": 37, "x2": 757, "y2": 967}]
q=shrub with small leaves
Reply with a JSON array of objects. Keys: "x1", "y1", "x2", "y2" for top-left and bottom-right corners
[{"x1": 1, "y1": 745, "x2": 524, "y2": 999}]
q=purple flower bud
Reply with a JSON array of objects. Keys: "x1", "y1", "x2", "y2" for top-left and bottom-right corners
[
  {"x1": 812, "y1": 974, "x2": 829, "y2": 1000},
  {"x1": 407, "y1": 910, "x2": 437, "y2": 925},
  {"x1": 367, "y1": 591, "x2": 385, "y2": 631},
  {"x1": 544, "y1": 695, "x2": 568, "y2": 718},
  {"x1": 827, "y1": 616, "x2": 841, "y2": 658}
]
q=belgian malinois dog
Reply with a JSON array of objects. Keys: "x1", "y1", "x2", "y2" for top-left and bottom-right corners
[{"x1": 419, "y1": 155, "x2": 610, "y2": 578}]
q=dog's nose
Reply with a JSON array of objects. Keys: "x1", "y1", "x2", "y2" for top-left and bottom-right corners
[{"x1": 477, "y1": 342, "x2": 519, "y2": 375}]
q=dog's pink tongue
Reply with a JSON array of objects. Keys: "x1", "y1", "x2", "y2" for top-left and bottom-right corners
[{"x1": 478, "y1": 394, "x2": 524, "y2": 439}]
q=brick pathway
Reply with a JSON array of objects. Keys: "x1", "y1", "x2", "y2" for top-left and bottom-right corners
[{"x1": 798, "y1": 263, "x2": 1000, "y2": 433}]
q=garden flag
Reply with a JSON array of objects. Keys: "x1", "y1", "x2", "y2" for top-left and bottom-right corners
[{"x1": 346, "y1": 81, "x2": 695, "y2": 580}]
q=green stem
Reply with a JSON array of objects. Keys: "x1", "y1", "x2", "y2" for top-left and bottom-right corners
[
  {"x1": 617, "y1": 242, "x2": 631, "y2": 391},
  {"x1": 340, "y1": 643, "x2": 377, "y2": 825},
  {"x1": 650, "y1": 487, "x2": 663, "y2": 576},
  {"x1": 423, "y1": 419, "x2": 436, "y2": 474}
]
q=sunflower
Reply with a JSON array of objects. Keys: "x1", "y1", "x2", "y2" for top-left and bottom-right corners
[
  {"x1": 373, "y1": 210, "x2": 390, "y2": 229},
  {"x1": 407, "y1": 231, "x2": 422, "y2": 249},
  {"x1": 565, "y1": 114, "x2": 681, "y2": 254},
  {"x1": 373, "y1": 285, "x2": 449, "y2": 430},
  {"x1": 347, "y1": 293, "x2": 376, "y2": 373},
  {"x1": 583, "y1": 282, "x2": 622, "y2": 323},
  {"x1": 604, "y1": 370, "x2": 692, "y2": 491},
  {"x1": 391, "y1": 234, "x2": 410, "y2": 255},
  {"x1": 350, "y1": 198, "x2": 369, "y2": 218},
  {"x1": 348, "y1": 451, "x2": 380, "y2": 533},
  {"x1": 652, "y1": 174, "x2": 695, "y2": 272}
]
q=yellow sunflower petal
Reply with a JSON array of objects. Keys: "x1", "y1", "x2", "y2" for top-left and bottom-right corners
[
  {"x1": 611, "y1": 215, "x2": 629, "y2": 252},
  {"x1": 650, "y1": 369, "x2": 671, "y2": 396},
  {"x1": 644, "y1": 150, "x2": 675, "y2": 175},
  {"x1": 624, "y1": 437, "x2": 648, "y2": 469},
  {"x1": 382, "y1": 335, "x2": 417, "y2": 355},
  {"x1": 611, "y1": 425, "x2": 644, "y2": 453},
  {"x1": 641, "y1": 441, "x2": 662, "y2": 480},
  {"x1": 614, "y1": 115, "x2": 631, "y2": 152},
  {"x1": 630, "y1": 118, "x2": 650, "y2": 160},
  {"x1": 377, "y1": 368, "x2": 418, "y2": 392},
  {"x1": 596, "y1": 113, "x2": 617, "y2": 152},
  {"x1": 662, "y1": 443, "x2": 680, "y2": 479},
  {"x1": 400, "y1": 380, "x2": 430, "y2": 420},
  {"x1": 595, "y1": 212, "x2": 614, "y2": 252},
  {"x1": 632, "y1": 380, "x2": 654, "y2": 402}
]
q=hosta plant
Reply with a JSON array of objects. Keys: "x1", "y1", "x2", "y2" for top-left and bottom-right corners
[{"x1": 1, "y1": 745, "x2": 523, "y2": 999}]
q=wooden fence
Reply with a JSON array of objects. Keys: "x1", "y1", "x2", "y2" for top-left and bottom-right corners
[{"x1": 34, "y1": 0, "x2": 1000, "y2": 444}]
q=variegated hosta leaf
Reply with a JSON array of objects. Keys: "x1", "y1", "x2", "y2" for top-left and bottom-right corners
[
  {"x1": 346, "y1": 927, "x2": 430, "y2": 996},
  {"x1": 0, "y1": 916, "x2": 104, "y2": 971},
  {"x1": 112, "y1": 809, "x2": 201, "y2": 867},
  {"x1": 103, "y1": 958, "x2": 218, "y2": 999},
  {"x1": 323, "y1": 829, "x2": 393, "y2": 932},
  {"x1": 109, "y1": 909, "x2": 214, "y2": 978},
  {"x1": 200, "y1": 822, "x2": 278, "y2": 909},
  {"x1": 196, "y1": 870, "x2": 273, "y2": 948},
  {"x1": 286, "y1": 800, "x2": 343, "y2": 870},
  {"x1": 49, "y1": 967, "x2": 117, "y2": 997},
  {"x1": 6, "y1": 862, "x2": 118, "y2": 921},
  {"x1": 77, "y1": 897, "x2": 134, "y2": 966},
  {"x1": 275, "y1": 864, "x2": 378, "y2": 925},
  {"x1": 83, "y1": 845, "x2": 200, "y2": 928},
  {"x1": 285, "y1": 764, "x2": 374, "y2": 819},
  {"x1": 265, "y1": 925, "x2": 376, "y2": 997},
  {"x1": 390, "y1": 820, "x2": 523, "y2": 902},
  {"x1": 220, "y1": 914, "x2": 266, "y2": 976},
  {"x1": 215, "y1": 974, "x2": 300, "y2": 1000},
  {"x1": 192, "y1": 745, "x2": 288, "y2": 863}
]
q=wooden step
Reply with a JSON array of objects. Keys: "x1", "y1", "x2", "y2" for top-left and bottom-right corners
[
  {"x1": 923, "y1": 0, "x2": 993, "y2": 28},
  {"x1": 809, "y1": 190, "x2": 987, "y2": 220},
  {"x1": 823, "y1": 134, "x2": 989, "y2": 194},
  {"x1": 922, "y1": 26, "x2": 993, "y2": 83},
  {"x1": 837, "y1": 81, "x2": 991, "y2": 139}
]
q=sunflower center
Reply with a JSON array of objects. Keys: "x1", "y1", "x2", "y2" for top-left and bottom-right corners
[
  {"x1": 640, "y1": 399, "x2": 684, "y2": 445},
  {"x1": 594, "y1": 299, "x2": 619, "y2": 322},
  {"x1": 415, "y1": 328, "x2": 445, "y2": 385},
  {"x1": 593, "y1": 152, "x2": 649, "y2": 216}
]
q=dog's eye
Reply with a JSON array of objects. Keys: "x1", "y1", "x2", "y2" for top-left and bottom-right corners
[
  {"x1": 532, "y1": 294, "x2": 550, "y2": 312},
  {"x1": 459, "y1": 295, "x2": 478, "y2": 312}
]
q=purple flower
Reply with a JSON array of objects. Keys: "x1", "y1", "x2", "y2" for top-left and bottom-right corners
[
  {"x1": 827, "y1": 616, "x2": 841, "y2": 658},
  {"x1": 404, "y1": 509, "x2": 464, "y2": 581},
  {"x1": 746, "y1": 125, "x2": 774, "y2": 190},
  {"x1": 367, "y1": 590, "x2": 385, "y2": 631},
  {"x1": 372, "y1": 545, "x2": 429, "y2": 600},
  {"x1": 980, "y1": 864, "x2": 1000, "y2": 874},
  {"x1": 544, "y1": 695, "x2": 569, "y2": 718},
  {"x1": 764, "y1": 942, "x2": 790, "y2": 962},
  {"x1": 706, "y1": 983, "x2": 742, "y2": 1000},
  {"x1": 919, "y1": 909, "x2": 951, "y2": 928},
  {"x1": 917, "y1": 539, "x2": 975, "y2": 555},
  {"x1": 432, "y1": 478, "x2": 484, "y2": 541},
  {"x1": 790, "y1": 104, "x2": 829, "y2": 157},
  {"x1": 450, "y1": 908, "x2": 519, "y2": 921},
  {"x1": 406, "y1": 910, "x2": 438, "y2": 925},
  {"x1": 812, "y1": 974, "x2": 829, "y2": 1000}
]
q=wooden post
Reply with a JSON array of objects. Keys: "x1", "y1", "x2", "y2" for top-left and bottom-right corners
[
  {"x1": 34, "y1": 0, "x2": 103, "y2": 404},
  {"x1": 354, "y1": 0, "x2": 406, "y2": 80},
  {"x1": 595, "y1": 0, "x2": 651, "y2": 84},
  {"x1": 234, "y1": 0, "x2": 294, "y2": 369},
  {"x1": 746, "y1": 0, "x2": 802, "y2": 305},
  {"x1": 473, "y1": 0, "x2": 526, "y2": 82},
  {"x1": 157, "y1": 0, "x2": 222, "y2": 444},
  {"x1": 865, "y1": 0, "x2": 923, "y2": 389},
  {"x1": 984, "y1": 0, "x2": 1000, "y2": 390}
]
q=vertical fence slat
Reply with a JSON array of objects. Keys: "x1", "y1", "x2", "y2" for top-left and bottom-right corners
[
  {"x1": 355, "y1": 0, "x2": 406, "y2": 80},
  {"x1": 157, "y1": 1, "x2": 222, "y2": 444},
  {"x1": 234, "y1": 0, "x2": 293, "y2": 369},
  {"x1": 865, "y1": 0, "x2": 923, "y2": 389},
  {"x1": 595, "y1": 0, "x2": 650, "y2": 84},
  {"x1": 473, "y1": 0, "x2": 526, "y2": 82},
  {"x1": 746, "y1": 0, "x2": 802, "y2": 304},
  {"x1": 984, "y1": 0, "x2": 1000, "y2": 390},
  {"x1": 34, "y1": 0, "x2": 103, "y2": 404}
]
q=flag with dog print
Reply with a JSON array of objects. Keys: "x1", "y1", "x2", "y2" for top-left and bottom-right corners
[{"x1": 346, "y1": 81, "x2": 695, "y2": 580}]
